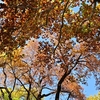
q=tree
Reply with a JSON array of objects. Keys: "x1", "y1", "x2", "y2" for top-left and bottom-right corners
[
  {"x1": 0, "y1": 0, "x2": 100, "y2": 100},
  {"x1": 0, "y1": 48, "x2": 44, "y2": 100},
  {"x1": 0, "y1": 87, "x2": 40, "y2": 100},
  {"x1": 87, "y1": 92, "x2": 100, "y2": 100}
]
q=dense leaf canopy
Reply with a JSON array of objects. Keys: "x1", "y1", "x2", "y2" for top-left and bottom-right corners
[
  {"x1": 0, "y1": 0, "x2": 100, "y2": 100},
  {"x1": 87, "y1": 92, "x2": 100, "y2": 100}
]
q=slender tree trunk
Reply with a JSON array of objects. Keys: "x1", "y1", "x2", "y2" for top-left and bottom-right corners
[
  {"x1": 8, "y1": 93, "x2": 12, "y2": 100},
  {"x1": 26, "y1": 83, "x2": 31, "y2": 100},
  {"x1": 55, "y1": 72, "x2": 67, "y2": 100}
]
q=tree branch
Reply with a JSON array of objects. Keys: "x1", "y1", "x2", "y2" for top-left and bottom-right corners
[
  {"x1": 55, "y1": 54, "x2": 81, "y2": 100},
  {"x1": 53, "y1": 0, "x2": 69, "y2": 54}
]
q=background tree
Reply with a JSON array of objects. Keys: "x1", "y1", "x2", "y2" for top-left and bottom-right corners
[
  {"x1": 0, "y1": 87, "x2": 39, "y2": 100},
  {"x1": 87, "y1": 92, "x2": 100, "y2": 100},
  {"x1": 0, "y1": 0, "x2": 100, "y2": 100}
]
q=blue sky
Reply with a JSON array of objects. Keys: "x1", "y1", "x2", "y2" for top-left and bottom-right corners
[
  {"x1": 82, "y1": 75, "x2": 99, "y2": 97},
  {"x1": 0, "y1": 0, "x2": 99, "y2": 99}
]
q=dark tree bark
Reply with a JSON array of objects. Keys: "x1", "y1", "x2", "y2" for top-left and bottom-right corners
[{"x1": 55, "y1": 55, "x2": 81, "y2": 100}]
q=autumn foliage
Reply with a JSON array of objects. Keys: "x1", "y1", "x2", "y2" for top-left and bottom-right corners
[
  {"x1": 87, "y1": 92, "x2": 100, "y2": 100},
  {"x1": 0, "y1": 0, "x2": 100, "y2": 100}
]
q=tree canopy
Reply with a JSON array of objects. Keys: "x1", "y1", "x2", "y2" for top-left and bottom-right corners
[
  {"x1": 0, "y1": 87, "x2": 39, "y2": 100},
  {"x1": 0, "y1": 0, "x2": 100, "y2": 100},
  {"x1": 87, "y1": 92, "x2": 100, "y2": 100}
]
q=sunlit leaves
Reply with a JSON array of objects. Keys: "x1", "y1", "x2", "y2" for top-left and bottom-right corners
[
  {"x1": 0, "y1": 87, "x2": 38, "y2": 100},
  {"x1": 87, "y1": 92, "x2": 100, "y2": 100},
  {"x1": 0, "y1": 0, "x2": 100, "y2": 100}
]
